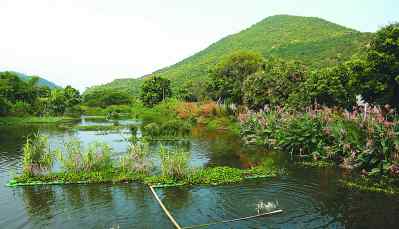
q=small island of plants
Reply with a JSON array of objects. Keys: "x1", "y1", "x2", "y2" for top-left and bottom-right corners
[{"x1": 9, "y1": 133, "x2": 280, "y2": 188}]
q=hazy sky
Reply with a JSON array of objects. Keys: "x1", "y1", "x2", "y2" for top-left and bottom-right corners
[{"x1": 0, "y1": 0, "x2": 398, "y2": 91}]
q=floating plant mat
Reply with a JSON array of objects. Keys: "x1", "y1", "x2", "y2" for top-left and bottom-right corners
[{"x1": 6, "y1": 166, "x2": 281, "y2": 188}]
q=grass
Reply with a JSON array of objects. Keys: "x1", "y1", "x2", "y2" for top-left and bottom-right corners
[
  {"x1": 22, "y1": 133, "x2": 53, "y2": 176},
  {"x1": 120, "y1": 142, "x2": 153, "y2": 174},
  {"x1": 0, "y1": 116, "x2": 77, "y2": 126},
  {"x1": 159, "y1": 145, "x2": 191, "y2": 179},
  {"x1": 56, "y1": 139, "x2": 113, "y2": 173},
  {"x1": 340, "y1": 177, "x2": 399, "y2": 195},
  {"x1": 296, "y1": 161, "x2": 335, "y2": 168},
  {"x1": 73, "y1": 125, "x2": 123, "y2": 131}
]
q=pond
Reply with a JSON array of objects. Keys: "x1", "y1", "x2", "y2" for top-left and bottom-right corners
[{"x1": 0, "y1": 118, "x2": 398, "y2": 228}]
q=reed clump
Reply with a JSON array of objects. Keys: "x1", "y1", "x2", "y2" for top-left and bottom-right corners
[{"x1": 22, "y1": 133, "x2": 54, "y2": 176}]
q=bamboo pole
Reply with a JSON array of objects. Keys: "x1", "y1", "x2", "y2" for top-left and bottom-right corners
[
  {"x1": 182, "y1": 209, "x2": 283, "y2": 229},
  {"x1": 149, "y1": 185, "x2": 182, "y2": 229}
]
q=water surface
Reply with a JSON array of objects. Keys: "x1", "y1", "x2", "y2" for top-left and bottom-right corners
[{"x1": 0, "y1": 118, "x2": 398, "y2": 228}]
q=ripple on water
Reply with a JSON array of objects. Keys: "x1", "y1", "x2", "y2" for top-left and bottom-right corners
[{"x1": 159, "y1": 177, "x2": 343, "y2": 229}]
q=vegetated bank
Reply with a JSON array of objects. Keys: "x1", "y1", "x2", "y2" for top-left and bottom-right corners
[
  {"x1": 0, "y1": 71, "x2": 82, "y2": 125},
  {"x1": 5, "y1": 19, "x2": 399, "y2": 194}
]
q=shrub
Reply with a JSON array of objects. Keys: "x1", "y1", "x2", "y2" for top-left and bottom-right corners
[
  {"x1": 160, "y1": 120, "x2": 191, "y2": 136},
  {"x1": 11, "y1": 101, "x2": 32, "y2": 116},
  {"x1": 0, "y1": 97, "x2": 10, "y2": 116},
  {"x1": 143, "y1": 122, "x2": 160, "y2": 137}
]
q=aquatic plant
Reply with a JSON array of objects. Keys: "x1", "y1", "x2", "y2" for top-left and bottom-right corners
[
  {"x1": 143, "y1": 122, "x2": 160, "y2": 137},
  {"x1": 57, "y1": 139, "x2": 113, "y2": 173},
  {"x1": 239, "y1": 105, "x2": 399, "y2": 178},
  {"x1": 159, "y1": 145, "x2": 191, "y2": 179},
  {"x1": 22, "y1": 133, "x2": 54, "y2": 176},
  {"x1": 186, "y1": 167, "x2": 244, "y2": 185},
  {"x1": 12, "y1": 163, "x2": 280, "y2": 187},
  {"x1": 73, "y1": 125, "x2": 122, "y2": 131},
  {"x1": 120, "y1": 142, "x2": 152, "y2": 174}
]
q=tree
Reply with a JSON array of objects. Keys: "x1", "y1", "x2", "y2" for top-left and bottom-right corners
[
  {"x1": 48, "y1": 89, "x2": 66, "y2": 115},
  {"x1": 64, "y1": 85, "x2": 82, "y2": 107},
  {"x1": 209, "y1": 51, "x2": 265, "y2": 104},
  {"x1": 359, "y1": 23, "x2": 399, "y2": 108},
  {"x1": 243, "y1": 59, "x2": 306, "y2": 110},
  {"x1": 176, "y1": 79, "x2": 210, "y2": 102},
  {"x1": 0, "y1": 71, "x2": 25, "y2": 103},
  {"x1": 299, "y1": 61, "x2": 360, "y2": 109},
  {"x1": 140, "y1": 76, "x2": 172, "y2": 107},
  {"x1": 0, "y1": 97, "x2": 10, "y2": 116},
  {"x1": 83, "y1": 89, "x2": 131, "y2": 107}
]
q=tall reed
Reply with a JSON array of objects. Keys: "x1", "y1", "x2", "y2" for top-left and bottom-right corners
[
  {"x1": 159, "y1": 145, "x2": 191, "y2": 179},
  {"x1": 22, "y1": 133, "x2": 53, "y2": 176},
  {"x1": 120, "y1": 142, "x2": 152, "y2": 174},
  {"x1": 57, "y1": 138, "x2": 113, "y2": 173}
]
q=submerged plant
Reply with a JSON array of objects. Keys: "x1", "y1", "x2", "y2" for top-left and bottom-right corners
[
  {"x1": 22, "y1": 133, "x2": 54, "y2": 176},
  {"x1": 159, "y1": 145, "x2": 191, "y2": 179}
]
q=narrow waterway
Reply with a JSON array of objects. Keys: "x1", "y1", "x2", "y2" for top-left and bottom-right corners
[{"x1": 0, "y1": 118, "x2": 398, "y2": 228}]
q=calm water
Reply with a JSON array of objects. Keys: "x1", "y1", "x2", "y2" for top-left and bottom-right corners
[{"x1": 0, "y1": 118, "x2": 398, "y2": 228}]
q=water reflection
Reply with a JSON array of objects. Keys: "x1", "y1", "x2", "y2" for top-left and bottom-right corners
[{"x1": 21, "y1": 186, "x2": 56, "y2": 227}]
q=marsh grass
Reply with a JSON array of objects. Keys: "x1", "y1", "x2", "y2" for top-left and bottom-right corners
[
  {"x1": 340, "y1": 177, "x2": 399, "y2": 195},
  {"x1": 22, "y1": 133, "x2": 53, "y2": 176},
  {"x1": 57, "y1": 139, "x2": 113, "y2": 173},
  {"x1": 73, "y1": 125, "x2": 123, "y2": 131},
  {"x1": 0, "y1": 116, "x2": 77, "y2": 126},
  {"x1": 120, "y1": 142, "x2": 153, "y2": 174},
  {"x1": 159, "y1": 145, "x2": 191, "y2": 179}
]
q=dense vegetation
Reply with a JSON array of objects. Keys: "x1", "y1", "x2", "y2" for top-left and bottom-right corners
[
  {"x1": 0, "y1": 71, "x2": 81, "y2": 117},
  {"x1": 7, "y1": 16, "x2": 399, "y2": 193},
  {"x1": 229, "y1": 23, "x2": 399, "y2": 188},
  {"x1": 11, "y1": 133, "x2": 278, "y2": 187},
  {"x1": 81, "y1": 15, "x2": 371, "y2": 97}
]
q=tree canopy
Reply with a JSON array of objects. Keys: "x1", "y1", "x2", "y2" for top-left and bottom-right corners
[
  {"x1": 209, "y1": 51, "x2": 264, "y2": 104},
  {"x1": 140, "y1": 76, "x2": 172, "y2": 107}
]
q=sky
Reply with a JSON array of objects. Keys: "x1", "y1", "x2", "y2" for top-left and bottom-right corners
[{"x1": 0, "y1": 0, "x2": 398, "y2": 91}]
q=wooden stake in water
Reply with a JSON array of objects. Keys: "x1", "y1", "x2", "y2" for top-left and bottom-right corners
[
  {"x1": 182, "y1": 209, "x2": 283, "y2": 229},
  {"x1": 149, "y1": 185, "x2": 182, "y2": 229}
]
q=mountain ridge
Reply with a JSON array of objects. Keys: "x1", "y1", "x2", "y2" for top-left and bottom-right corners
[
  {"x1": 84, "y1": 15, "x2": 373, "y2": 96},
  {"x1": 2, "y1": 71, "x2": 61, "y2": 89}
]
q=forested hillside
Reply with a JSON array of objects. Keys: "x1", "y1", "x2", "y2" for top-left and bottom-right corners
[{"x1": 84, "y1": 15, "x2": 372, "y2": 97}]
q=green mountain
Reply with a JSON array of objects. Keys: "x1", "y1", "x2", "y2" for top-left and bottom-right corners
[
  {"x1": 84, "y1": 15, "x2": 373, "y2": 96},
  {"x1": 7, "y1": 71, "x2": 60, "y2": 89},
  {"x1": 84, "y1": 78, "x2": 143, "y2": 98}
]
